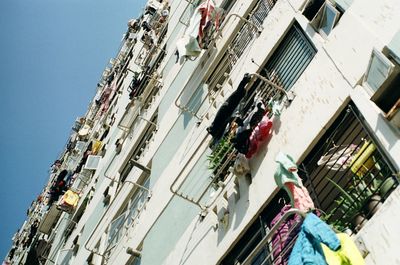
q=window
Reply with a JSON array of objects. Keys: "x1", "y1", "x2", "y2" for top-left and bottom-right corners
[
  {"x1": 299, "y1": 103, "x2": 398, "y2": 233},
  {"x1": 260, "y1": 22, "x2": 316, "y2": 90},
  {"x1": 105, "y1": 177, "x2": 150, "y2": 256},
  {"x1": 126, "y1": 256, "x2": 141, "y2": 265},
  {"x1": 220, "y1": 191, "x2": 300, "y2": 265},
  {"x1": 118, "y1": 100, "x2": 142, "y2": 130},
  {"x1": 119, "y1": 113, "x2": 158, "y2": 182},
  {"x1": 302, "y1": 0, "x2": 325, "y2": 21},
  {"x1": 366, "y1": 49, "x2": 400, "y2": 129},
  {"x1": 178, "y1": 0, "x2": 200, "y2": 26},
  {"x1": 364, "y1": 49, "x2": 395, "y2": 93},
  {"x1": 126, "y1": 177, "x2": 150, "y2": 226},
  {"x1": 316, "y1": 3, "x2": 340, "y2": 36},
  {"x1": 304, "y1": 0, "x2": 342, "y2": 37},
  {"x1": 107, "y1": 211, "x2": 127, "y2": 249}
]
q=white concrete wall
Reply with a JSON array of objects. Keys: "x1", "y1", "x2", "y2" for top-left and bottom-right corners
[
  {"x1": 355, "y1": 187, "x2": 400, "y2": 265},
  {"x1": 147, "y1": 0, "x2": 400, "y2": 264},
  {"x1": 47, "y1": 0, "x2": 400, "y2": 264}
]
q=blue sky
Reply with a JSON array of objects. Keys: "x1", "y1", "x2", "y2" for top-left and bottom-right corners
[{"x1": 0, "y1": 0, "x2": 146, "y2": 259}]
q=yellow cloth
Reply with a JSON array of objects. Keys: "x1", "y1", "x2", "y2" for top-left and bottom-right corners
[
  {"x1": 322, "y1": 233, "x2": 365, "y2": 265},
  {"x1": 350, "y1": 141, "x2": 376, "y2": 177},
  {"x1": 61, "y1": 190, "x2": 80, "y2": 208},
  {"x1": 92, "y1": 140, "x2": 103, "y2": 155}
]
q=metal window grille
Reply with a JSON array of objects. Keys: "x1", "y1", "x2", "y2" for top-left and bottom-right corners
[
  {"x1": 211, "y1": 23, "x2": 316, "y2": 186},
  {"x1": 262, "y1": 23, "x2": 316, "y2": 90},
  {"x1": 208, "y1": 0, "x2": 278, "y2": 95},
  {"x1": 220, "y1": 192, "x2": 306, "y2": 265},
  {"x1": 299, "y1": 103, "x2": 399, "y2": 233}
]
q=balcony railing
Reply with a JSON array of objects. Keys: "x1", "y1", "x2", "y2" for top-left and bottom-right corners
[
  {"x1": 104, "y1": 184, "x2": 150, "y2": 258},
  {"x1": 175, "y1": 0, "x2": 277, "y2": 119},
  {"x1": 171, "y1": 74, "x2": 289, "y2": 209},
  {"x1": 238, "y1": 209, "x2": 306, "y2": 265}
]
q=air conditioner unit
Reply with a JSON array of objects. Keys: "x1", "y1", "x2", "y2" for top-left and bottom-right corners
[
  {"x1": 118, "y1": 99, "x2": 142, "y2": 130},
  {"x1": 84, "y1": 155, "x2": 102, "y2": 170}
]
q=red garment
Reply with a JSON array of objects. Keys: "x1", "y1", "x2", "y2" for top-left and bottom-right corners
[
  {"x1": 198, "y1": 0, "x2": 220, "y2": 44},
  {"x1": 98, "y1": 80, "x2": 118, "y2": 116},
  {"x1": 246, "y1": 114, "x2": 273, "y2": 158},
  {"x1": 285, "y1": 182, "x2": 315, "y2": 212}
]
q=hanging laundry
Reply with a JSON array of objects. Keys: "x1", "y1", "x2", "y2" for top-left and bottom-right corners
[
  {"x1": 176, "y1": 11, "x2": 203, "y2": 58},
  {"x1": 233, "y1": 154, "x2": 251, "y2": 176},
  {"x1": 232, "y1": 125, "x2": 252, "y2": 154},
  {"x1": 321, "y1": 233, "x2": 365, "y2": 265},
  {"x1": 99, "y1": 79, "x2": 118, "y2": 116},
  {"x1": 274, "y1": 152, "x2": 315, "y2": 211},
  {"x1": 288, "y1": 213, "x2": 341, "y2": 265},
  {"x1": 197, "y1": 0, "x2": 220, "y2": 44},
  {"x1": 245, "y1": 113, "x2": 273, "y2": 158},
  {"x1": 57, "y1": 190, "x2": 80, "y2": 213},
  {"x1": 232, "y1": 98, "x2": 266, "y2": 154},
  {"x1": 207, "y1": 74, "x2": 251, "y2": 140},
  {"x1": 270, "y1": 205, "x2": 302, "y2": 265},
  {"x1": 350, "y1": 141, "x2": 376, "y2": 177},
  {"x1": 91, "y1": 140, "x2": 103, "y2": 155},
  {"x1": 176, "y1": 0, "x2": 221, "y2": 60},
  {"x1": 244, "y1": 98, "x2": 266, "y2": 128},
  {"x1": 317, "y1": 144, "x2": 358, "y2": 171},
  {"x1": 284, "y1": 183, "x2": 315, "y2": 212},
  {"x1": 274, "y1": 152, "x2": 301, "y2": 187}
]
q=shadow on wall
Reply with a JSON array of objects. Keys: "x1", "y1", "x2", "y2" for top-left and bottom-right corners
[
  {"x1": 177, "y1": 216, "x2": 216, "y2": 265},
  {"x1": 375, "y1": 113, "x2": 399, "y2": 152}
]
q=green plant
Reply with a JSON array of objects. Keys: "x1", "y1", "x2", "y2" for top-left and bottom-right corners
[
  {"x1": 326, "y1": 178, "x2": 371, "y2": 227},
  {"x1": 207, "y1": 136, "x2": 235, "y2": 185},
  {"x1": 207, "y1": 136, "x2": 233, "y2": 172}
]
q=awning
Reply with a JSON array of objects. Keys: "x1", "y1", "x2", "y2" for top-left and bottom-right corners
[{"x1": 38, "y1": 205, "x2": 62, "y2": 235}]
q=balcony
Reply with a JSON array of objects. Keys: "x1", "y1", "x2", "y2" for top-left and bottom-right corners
[
  {"x1": 103, "y1": 178, "x2": 150, "y2": 258},
  {"x1": 174, "y1": 0, "x2": 295, "y2": 120}
]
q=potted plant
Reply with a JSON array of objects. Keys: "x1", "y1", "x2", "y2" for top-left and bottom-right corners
[{"x1": 327, "y1": 178, "x2": 370, "y2": 232}]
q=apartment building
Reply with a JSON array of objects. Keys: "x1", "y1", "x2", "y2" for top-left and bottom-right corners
[{"x1": 5, "y1": 0, "x2": 400, "y2": 264}]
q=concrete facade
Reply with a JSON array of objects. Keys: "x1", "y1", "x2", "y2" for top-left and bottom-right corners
[{"x1": 5, "y1": 0, "x2": 400, "y2": 264}]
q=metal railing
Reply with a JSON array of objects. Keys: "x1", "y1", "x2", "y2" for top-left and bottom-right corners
[
  {"x1": 103, "y1": 185, "x2": 149, "y2": 258},
  {"x1": 84, "y1": 180, "x2": 151, "y2": 258},
  {"x1": 170, "y1": 73, "x2": 290, "y2": 209},
  {"x1": 174, "y1": 0, "x2": 278, "y2": 119},
  {"x1": 238, "y1": 209, "x2": 306, "y2": 265},
  {"x1": 170, "y1": 134, "x2": 212, "y2": 209}
]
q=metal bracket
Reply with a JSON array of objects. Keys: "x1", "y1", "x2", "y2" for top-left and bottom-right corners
[{"x1": 250, "y1": 73, "x2": 295, "y2": 103}]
